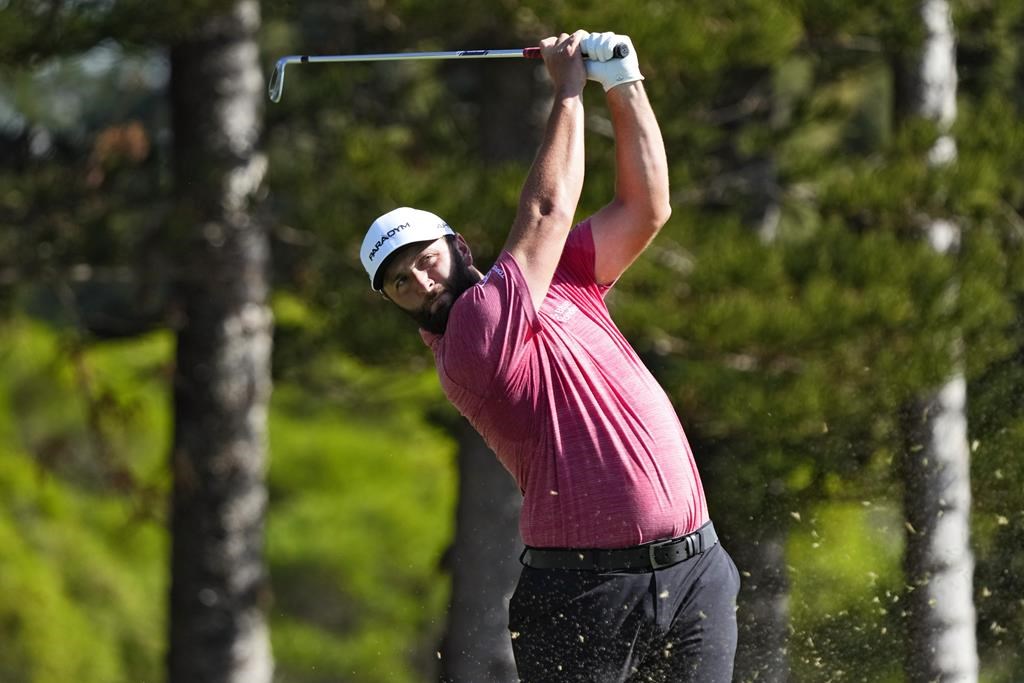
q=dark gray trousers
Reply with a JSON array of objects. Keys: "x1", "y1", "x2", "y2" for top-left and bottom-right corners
[{"x1": 508, "y1": 541, "x2": 740, "y2": 683}]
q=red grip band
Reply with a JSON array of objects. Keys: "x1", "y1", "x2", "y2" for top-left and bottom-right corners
[{"x1": 522, "y1": 44, "x2": 628, "y2": 60}]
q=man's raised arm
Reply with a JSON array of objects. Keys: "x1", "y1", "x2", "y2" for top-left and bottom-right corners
[
  {"x1": 584, "y1": 33, "x2": 672, "y2": 286},
  {"x1": 502, "y1": 31, "x2": 588, "y2": 312}
]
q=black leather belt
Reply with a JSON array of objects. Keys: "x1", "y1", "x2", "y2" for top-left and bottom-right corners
[{"x1": 519, "y1": 521, "x2": 718, "y2": 571}]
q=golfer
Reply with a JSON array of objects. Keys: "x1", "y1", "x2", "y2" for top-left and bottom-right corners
[{"x1": 360, "y1": 30, "x2": 739, "y2": 682}]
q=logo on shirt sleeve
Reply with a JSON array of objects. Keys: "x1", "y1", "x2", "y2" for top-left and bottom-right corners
[{"x1": 480, "y1": 263, "x2": 505, "y2": 286}]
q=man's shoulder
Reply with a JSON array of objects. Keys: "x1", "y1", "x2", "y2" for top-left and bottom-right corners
[{"x1": 453, "y1": 254, "x2": 523, "y2": 324}]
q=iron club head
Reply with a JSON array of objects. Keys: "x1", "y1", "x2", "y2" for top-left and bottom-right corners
[{"x1": 268, "y1": 57, "x2": 291, "y2": 103}]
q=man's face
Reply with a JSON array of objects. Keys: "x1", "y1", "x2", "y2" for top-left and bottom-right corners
[{"x1": 380, "y1": 235, "x2": 479, "y2": 334}]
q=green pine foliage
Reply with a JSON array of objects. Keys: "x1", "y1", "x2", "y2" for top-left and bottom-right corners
[
  {"x1": 0, "y1": 315, "x2": 455, "y2": 682},
  {"x1": 787, "y1": 502, "x2": 906, "y2": 683},
  {"x1": 0, "y1": 320, "x2": 168, "y2": 683}
]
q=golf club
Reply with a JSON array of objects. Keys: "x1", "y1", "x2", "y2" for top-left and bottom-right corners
[{"x1": 269, "y1": 44, "x2": 629, "y2": 102}]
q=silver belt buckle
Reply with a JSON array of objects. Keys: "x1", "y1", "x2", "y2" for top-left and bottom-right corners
[{"x1": 648, "y1": 539, "x2": 672, "y2": 569}]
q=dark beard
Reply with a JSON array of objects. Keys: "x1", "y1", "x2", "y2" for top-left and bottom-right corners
[{"x1": 404, "y1": 248, "x2": 480, "y2": 335}]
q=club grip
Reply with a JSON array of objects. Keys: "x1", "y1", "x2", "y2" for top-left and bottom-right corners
[{"x1": 522, "y1": 43, "x2": 629, "y2": 60}]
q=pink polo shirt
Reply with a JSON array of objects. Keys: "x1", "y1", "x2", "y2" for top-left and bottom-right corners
[{"x1": 421, "y1": 221, "x2": 708, "y2": 549}]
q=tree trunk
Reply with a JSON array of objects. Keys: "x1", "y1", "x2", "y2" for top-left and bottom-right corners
[
  {"x1": 478, "y1": 60, "x2": 542, "y2": 165},
  {"x1": 898, "y1": 2, "x2": 978, "y2": 681},
  {"x1": 167, "y1": 2, "x2": 274, "y2": 682},
  {"x1": 903, "y1": 377, "x2": 977, "y2": 682},
  {"x1": 439, "y1": 418, "x2": 521, "y2": 683},
  {"x1": 730, "y1": 66, "x2": 790, "y2": 683},
  {"x1": 732, "y1": 518, "x2": 790, "y2": 683},
  {"x1": 437, "y1": 52, "x2": 539, "y2": 683}
]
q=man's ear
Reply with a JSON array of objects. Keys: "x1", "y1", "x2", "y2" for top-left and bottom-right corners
[{"x1": 454, "y1": 233, "x2": 474, "y2": 267}]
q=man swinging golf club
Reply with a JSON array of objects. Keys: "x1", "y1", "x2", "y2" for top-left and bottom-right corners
[{"x1": 361, "y1": 30, "x2": 740, "y2": 682}]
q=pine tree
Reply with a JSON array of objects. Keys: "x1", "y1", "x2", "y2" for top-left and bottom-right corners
[
  {"x1": 895, "y1": 2, "x2": 978, "y2": 680},
  {"x1": 438, "y1": 418, "x2": 520, "y2": 683},
  {"x1": 166, "y1": 2, "x2": 274, "y2": 681}
]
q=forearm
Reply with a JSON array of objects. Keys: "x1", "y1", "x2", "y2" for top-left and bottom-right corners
[
  {"x1": 606, "y1": 82, "x2": 671, "y2": 225},
  {"x1": 516, "y1": 93, "x2": 585, "y2": 232},
  {"x1": 503, "y1": 92, "x2": 585, "y2": 310},
  {"x1": 503, "y1": 30, "x2": 588, "y2": 308}
]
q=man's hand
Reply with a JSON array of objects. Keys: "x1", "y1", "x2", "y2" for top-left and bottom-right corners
[
  {"x1": 539, "y1": 31, "x2": 588, "y2": 98},
  {"x1": 581, "y1": 32, "x2": 643, "y2": 92}
]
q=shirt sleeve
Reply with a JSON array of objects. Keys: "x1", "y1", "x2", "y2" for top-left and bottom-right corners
[
  {"x1": 437, "y1": 251, "x2": 540, "y2": 397},
  {"x1": 436, "y1": 218, "x2": 606, "y2": 396},
  {"x1": 554, "y1": 218, "x2": 615, "y2": 296}
]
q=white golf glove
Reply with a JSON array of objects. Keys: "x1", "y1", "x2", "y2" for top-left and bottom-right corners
[{"x1": 581, "y1": 32, "x2": 643, "y2": 92}]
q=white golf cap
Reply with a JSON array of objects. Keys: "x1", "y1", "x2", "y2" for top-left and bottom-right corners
[{"x1": 361, "y1": 207, "x2": 454, "y2": 291}]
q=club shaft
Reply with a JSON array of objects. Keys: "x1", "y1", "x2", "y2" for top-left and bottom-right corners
[
  {"x1": 287, "y1": 49, "x2": 532, "y2": 65},
  {"x1": 269, "y1": 44, "x2": 628, "y2": 102}
]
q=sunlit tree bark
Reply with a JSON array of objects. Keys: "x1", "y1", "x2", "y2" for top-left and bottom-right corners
[
  {"x1": 897, "y1": 2, "x2": 978, "y2": 681},
  {"x1": 167, "y1": 2, "x2": 274, "y2": 681}
]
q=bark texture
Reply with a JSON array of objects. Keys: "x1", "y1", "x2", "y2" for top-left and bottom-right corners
[
  {"x1": 903, "y1": 378, "x2": 977, "y2": 683},
  {"x1": 167, "y1": 2, "x2": 274, "y2": 682},
  {"x1": 898, "y1": 3, "x2": 978, "y2": 681},
  {"x1": 439, "y1": 419, "x2": 521, "y2": 683}
]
